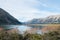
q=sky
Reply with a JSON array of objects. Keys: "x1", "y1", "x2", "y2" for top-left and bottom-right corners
[{"x1": 0, "y1": 0, "x2": 60, "y2": 22}]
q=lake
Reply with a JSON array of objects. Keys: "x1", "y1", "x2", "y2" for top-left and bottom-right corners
[{"x1": 0, "y1": 25, "x2": 42, "y2": 34}]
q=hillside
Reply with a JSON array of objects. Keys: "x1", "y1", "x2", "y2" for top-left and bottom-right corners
[{"x1": 0, "y1": 8, "x2": 21, "y2": 25}]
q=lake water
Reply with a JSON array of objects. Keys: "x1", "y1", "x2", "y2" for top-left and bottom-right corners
[
  {"x1": 0, "y1": 25, "x2": 42, "y2": 34},
  {"x1": 0, "y1": 25, "x2": 32, "y2": 31}
]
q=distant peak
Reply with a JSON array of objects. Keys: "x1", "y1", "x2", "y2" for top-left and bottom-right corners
[
  {"x1": 48, "y1": 15, "x2": 60, "y2": 17},
  {"x1": 0, "y1": 8, "x2": 4, "y2": 10},
  {"x1": 47, "y1": 15, "x2": 60, "y2": 18},
  {"x1": 0, "y1": 8, "x2": 6, "y2": 12}
]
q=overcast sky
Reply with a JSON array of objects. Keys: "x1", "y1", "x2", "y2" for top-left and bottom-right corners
[{"x1": 0, "y1": 0, "x2": 60, "y2": 22}]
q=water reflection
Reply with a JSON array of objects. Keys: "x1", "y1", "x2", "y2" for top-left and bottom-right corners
[
  {"x1": 0, "y1": 25, "x2": 42, "y2": 34},
  {"x1": 0, "y1": 25, "x2": 32, "y2": 31}
]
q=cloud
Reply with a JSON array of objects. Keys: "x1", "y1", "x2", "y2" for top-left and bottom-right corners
[
  {"x1": 39, "y1": 0, "x2": 60, "y2": 10},
  {"x1": 0, "y1": 0, "x2": 40, "y2": 22},
  {"x1": 0, "y1": 0, "x2": 60, "y2": 22}
]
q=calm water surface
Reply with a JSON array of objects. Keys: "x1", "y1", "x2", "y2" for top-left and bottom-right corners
[
  {"x1": 0, "y1": 25, "x2": 32, "y2": 31},
  {"x1": 0, "y1": 25, "x2": 42, "y2": 34}
]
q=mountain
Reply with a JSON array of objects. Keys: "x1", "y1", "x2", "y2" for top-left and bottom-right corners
[
  {"x1": 24, "y1": 15, "x2": 60, "y2": 24},
  {"x1": 0, "y1": 8, "x2": 21, "y2": 25}
]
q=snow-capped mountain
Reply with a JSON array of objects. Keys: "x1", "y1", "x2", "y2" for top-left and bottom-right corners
[{"x1": 24, "y1": 15, "x2": 60, "y2": 24}]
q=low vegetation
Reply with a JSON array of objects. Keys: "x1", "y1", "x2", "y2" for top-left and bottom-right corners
[
  {"x1": 0, "y1": 24, "x2": 60, "y2": 40},
  {"x1": 0, "y1": 30, "x2": 60, "y2": 40}
]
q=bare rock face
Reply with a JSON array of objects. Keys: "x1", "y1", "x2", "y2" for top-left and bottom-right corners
[{"x1": 0, "y1": 8, "x2": 21, "y2": 25}]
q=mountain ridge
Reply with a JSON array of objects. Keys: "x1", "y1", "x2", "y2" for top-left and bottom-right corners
[
  {"x1": 24, "y1": 15, "x2": 60, "y2": 24},
  {"x1": 0, "y1": 8, "x2": 21, "y2": 25}
]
